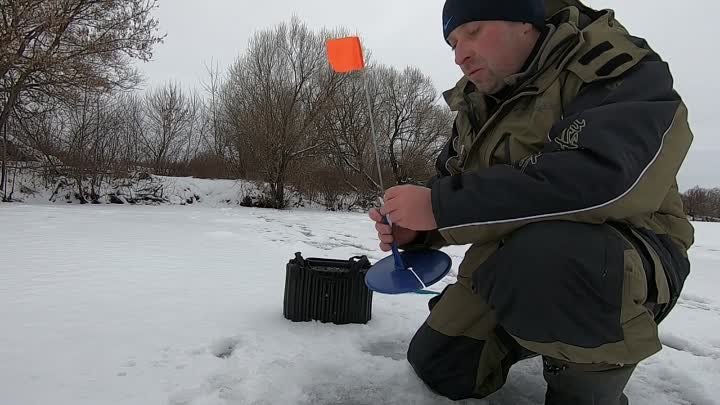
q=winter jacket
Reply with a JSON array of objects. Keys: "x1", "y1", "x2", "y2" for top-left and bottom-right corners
[{"x1": 406, "y1": 2, "x2": 694, "y2": 313}]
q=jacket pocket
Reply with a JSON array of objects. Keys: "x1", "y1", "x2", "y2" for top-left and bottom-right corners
[{"x1": 490, "y1": 133, "x2": 512, "y2": 166}]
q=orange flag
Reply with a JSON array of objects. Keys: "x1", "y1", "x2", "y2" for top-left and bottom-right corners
[{"x1": 326, "y1": 36, "x2": 366, "y2": 73}]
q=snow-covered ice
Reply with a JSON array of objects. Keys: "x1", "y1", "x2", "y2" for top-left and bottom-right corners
[{"x1": 1, "y1": 203, "x2": 719, "y2": 405}]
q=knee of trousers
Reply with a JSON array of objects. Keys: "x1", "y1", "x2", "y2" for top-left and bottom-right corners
[
  {"x1": 472, "y1": 220, "x2": 632, "y2": 350},
  {"x1": 406, "y1": 322, "x2": 484, "y2": 400}
]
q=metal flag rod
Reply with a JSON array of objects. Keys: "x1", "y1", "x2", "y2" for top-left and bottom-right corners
[
  {"x1": 361, "y1": 69, "x2": 385, "y2": 196},
  {"x1": 360, "y1": 69, "x2": 407, "y2": 272}
]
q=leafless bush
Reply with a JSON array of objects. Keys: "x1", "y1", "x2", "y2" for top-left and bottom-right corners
[{"x1": 682, "y1": 186, "x2": 720, "y2": 220}]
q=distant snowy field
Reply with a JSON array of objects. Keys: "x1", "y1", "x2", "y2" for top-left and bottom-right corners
[{"x1": 1, "y1": 201, "x2": 719, "y2": 405}]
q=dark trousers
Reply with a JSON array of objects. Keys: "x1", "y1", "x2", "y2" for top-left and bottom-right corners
[{"x1": 407, "y1": 221, "x2": 675, "y2": 403}]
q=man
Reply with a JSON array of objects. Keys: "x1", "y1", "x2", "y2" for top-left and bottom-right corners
[{"x1": 368, "y1": 0, "x2": 694, "y2": 404}]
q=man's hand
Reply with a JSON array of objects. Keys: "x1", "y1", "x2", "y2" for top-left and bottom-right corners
[
  {"x1": 380, "y1": 185, "x2": 438, "y2": 231},
  {"x1": 369, "y1": 208, "x2": 420, "y2": 252}
]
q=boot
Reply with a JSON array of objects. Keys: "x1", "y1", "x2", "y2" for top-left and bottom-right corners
[{"x1": 543, "y1": 358, "x2": 636, "y2": 405}]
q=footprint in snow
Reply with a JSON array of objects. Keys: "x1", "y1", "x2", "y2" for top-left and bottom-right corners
[
  {"x1": 303, "y1": 239, "x2": 371, "y2": 253},
  {"x1": 328, "y1": 236, "x2": 369, "y2": 250},
  {"x1": 211, "y1": 336, "x2": 243, "y2": 359},
  {"x1": 282, "y1": 223, "x2": 314, "y2": 237},
  {"x1": 676, "y1": 295, "x2": 720, "y2": 316},
  {"x1": 660, "y1": 331, "x2": 720, "y2": 359},
  {"x1": 361, "y1": 339, "x2": 409, "y2": 361},
  {"x1": 303, "y1": 240, "x2": 341, "y2": 251},
  {"x1": 116, "y1": 358, "x2": 137, "y2": 376}
]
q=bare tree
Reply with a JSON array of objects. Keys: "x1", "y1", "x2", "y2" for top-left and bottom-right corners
[
  {"x1": 201, "y1": 59, "x2": 228, "y2": 159},
  {"x1": 682, "y1": 186, "x2": 708, "y2": 218},
  {"x1": 62, "y1": 90, "x2": 128, "y2": 202},
  {"x1": 10, "y1": 99, "x2": 65, "y2": 172},
  {"x1": 1, "y1": 0, "x2": 164, "y2": 190},
  {"x1": 709, "y1": 188, "x2": 720, "y2": 218},
  {"x1": 375, "y1": 65, "x2": 451, "y2": 185},
  {"x1": 1, "y1": 115, "x2": 6, "y2": 195},
  {"x1": 115, "y1": 92, "x2": 144, "y2": 173},
  {"x1": 223, "y1": 16, "x2": 345, "y2": 208},
  {"x1": 64, "y1": 91, "x2": 100, "y2": 202},
  {"x1": 141, "y1": 82, "x2": 193, "y2": 174},
  {"x1": 320, "y1": 71, "x2": 381, "y2": 194},
  {"x1": 403, "y1": 102, "x2": 454, "y2": 182}
]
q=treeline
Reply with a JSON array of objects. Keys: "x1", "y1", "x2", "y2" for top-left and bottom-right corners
[
  {"x1": 1, "y1": 1, "x2": 452, "y2": 209},
  {"x1": 681, "y1": 186, "x2": 720, "y2": 222}
]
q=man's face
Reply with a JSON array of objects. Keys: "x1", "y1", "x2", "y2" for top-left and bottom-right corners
[{"x1": 447, "y1": 21, "x2": 536, "y2": 94}]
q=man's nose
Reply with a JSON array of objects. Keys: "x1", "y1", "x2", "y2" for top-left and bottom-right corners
[{"x1": 454, "y1": 41, "x2": 471, "y2": 66}]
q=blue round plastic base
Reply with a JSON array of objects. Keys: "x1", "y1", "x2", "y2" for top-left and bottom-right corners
[{"x1": 364, "y1": 249, "x2": 452, "y2": 294}]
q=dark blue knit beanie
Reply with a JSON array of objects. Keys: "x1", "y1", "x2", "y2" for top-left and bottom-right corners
[{"x1": 442, "y1": 0, "x2": 546, "y2": 44}]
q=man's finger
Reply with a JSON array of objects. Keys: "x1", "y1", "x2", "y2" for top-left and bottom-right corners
[
  {"x1": 379, "y1": 234, "x2": 394, "y2": 244},
  {"x1": 375, "y1": 222, "x2": 391, "y2": 234},
  {"x1": 380, "y1": 242, "x2": 391, "y2": 252},
  {"x1": 369, "y1": 208, "x2": 383, "y2": 222},
  {"x1": 380, "y1": 198, "x2": 398, "y2": 217}
]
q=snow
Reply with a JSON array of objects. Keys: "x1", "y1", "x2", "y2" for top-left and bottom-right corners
[{"x1": 1, "y1": 200, "x2": 719, "y2": 405}]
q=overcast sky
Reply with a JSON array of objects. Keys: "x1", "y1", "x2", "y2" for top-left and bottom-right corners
[{"x1": 135, "y1": 0, "x2": 717, "y2": 191}]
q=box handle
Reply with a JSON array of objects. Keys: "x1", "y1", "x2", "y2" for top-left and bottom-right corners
[{"x1": 349, "y1": 255, "x2": 371, "y2": 273}]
